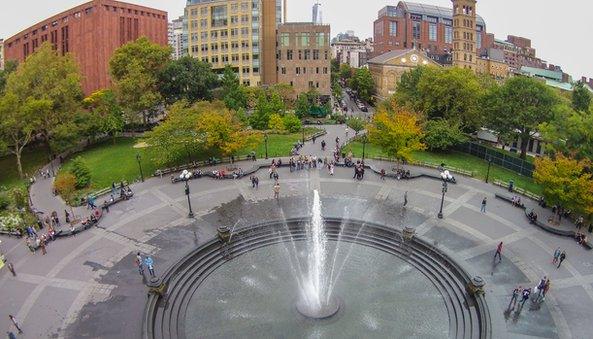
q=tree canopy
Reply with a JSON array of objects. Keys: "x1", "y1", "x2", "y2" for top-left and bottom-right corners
[
  {"x1": 158, "y1": 56, "x2": 218, "y2": 104},
  {"x1": 221, "y1": 65, "x2": 248, "y2": 111},
  {"x1": 349, "y1": 68, "x2": 375, "y2": 103},
  {"x1": 423, "y1": 119, "x2": 467, "y2": 152},
  {"x1": 572, "y1": 81, "x2": 591, "y2": 112}
]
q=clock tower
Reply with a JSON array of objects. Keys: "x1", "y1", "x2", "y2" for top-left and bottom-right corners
[{"x1": 452, "y1": 0, "x2": 477, "y2": 71}]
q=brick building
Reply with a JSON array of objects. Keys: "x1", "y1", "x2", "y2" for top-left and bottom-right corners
[
  {"x1": 373, "y1": 1, "x2": 491, "y2": 58},
  {"x1": 0, "y1": 39, "x2": 4, "y2": 70},
  {"x1": 491, "y1": 35, "x2": 547, "y2": 72},
  {"x1": 276, "y1": 23, "x2": 331, "y2": 96},
  {"x1": 3, "y1": 0, "x2": 168, "y2": 94}
]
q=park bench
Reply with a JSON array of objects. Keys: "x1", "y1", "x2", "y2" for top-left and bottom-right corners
[
  {"x1": 493, "y1": 180, "x2": 541, "y2": 201},
  {"x1": 494, "y1": 193, "x2": 526, "y2": 210}
]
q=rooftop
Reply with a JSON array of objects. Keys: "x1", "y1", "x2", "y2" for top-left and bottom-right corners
[
  {"x1": 398, "y1": 1, "x2": 486, "y2": 27},
  {"x1": 367, "y1": 49, "x2": 414, "y2": 64}
]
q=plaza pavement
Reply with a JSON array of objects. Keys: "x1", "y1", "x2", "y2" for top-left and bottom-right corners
[{"x1": 0, "y1": 125, "x2": 592, "y2": 338}]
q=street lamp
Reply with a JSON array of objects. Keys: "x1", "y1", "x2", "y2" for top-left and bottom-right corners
[
  {"x1": 302, "y1": 127, "x2": 305, "y2": 144},
  {"x1": 264, "y1": 132, "x2": 269, "y2": 159},
  {"x1": 485, "y1": 157, "x2": 492, "y2": 183},
  {"x1": 437, "y1": 180, "x2": 448, "y2": 219},
  {"x1": 362, "y1": 134, "x2": 367, "y2": 161},
  {"x1": 136, "y1": 153, "x2": 144, "y2": 182},
  {"x1": 180, "y1": 170, "x2": 194, "y2": 218}
]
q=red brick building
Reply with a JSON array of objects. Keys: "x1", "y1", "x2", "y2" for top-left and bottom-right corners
[
  {"x1": 3, "y1": 0, "x2": 168, "y2": 94},
  {"x1": 373, "y1": 1, "x2": 491, "y2": 58}
]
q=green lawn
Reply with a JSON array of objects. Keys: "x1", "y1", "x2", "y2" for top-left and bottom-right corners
[
  {"x1": 343, "y1": 141, "x2": 542, "y2": 194},
  {"x1": 246, "y1": 127, "x2": 323, "y2": 158},
  {"x1": 0, "y1": 148, "x2": 49, "y2": 189}
]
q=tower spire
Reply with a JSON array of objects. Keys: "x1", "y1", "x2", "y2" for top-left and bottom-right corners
[{"x1": 451, "y1": 0, "x2": 477, "y2": 71}]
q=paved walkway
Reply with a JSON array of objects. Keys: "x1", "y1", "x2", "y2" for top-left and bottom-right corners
[{"x1": 0, "y1": 124, "x2": 591, "y2": 338}]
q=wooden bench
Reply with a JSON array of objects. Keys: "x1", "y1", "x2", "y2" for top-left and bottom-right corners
[{"x1": 494, "y1": 193, "x2": 526, "y2": 210}]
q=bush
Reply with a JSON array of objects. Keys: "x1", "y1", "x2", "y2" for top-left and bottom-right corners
[
  {"x1": 9, "y1": 187, "x2": 28, "y2": 209},
  {"x1": 0, "y1": 192, "x2": 10, "y2": 211},
  {"x1": 70, "y1": 157, "x2": 92, "y2": 189},
  {"x1": 54, "y1": 172, "x2": 77, "y2": 199},
  {"x1": 268, "y1": 114, "x2": 286, "y2": 132},
  {"x1": 0, "y1": 213, "x2": 23, "y2": 232},
  {"x1": 283, "y1": 113, "x2": 302, "y2": 133},
  {"x1": 423, "y1": 119, "x2": 467, "y2": 152}
]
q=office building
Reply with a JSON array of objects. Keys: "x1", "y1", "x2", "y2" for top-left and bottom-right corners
[
  {"x1": 331, "y1": 31, "x2": 371, "y2": 68},
  {"x1": 276, "y1": 22, "x2": 331, "y2": 96},
  {"x1": 312, "y1": 2, "x2": 323, "y2": 25},
  {"x1": 185, "y1": 0, "x2": 282, "y2": 86},
  {"x1": 2, "y1": 0, "x2": 167, "y2": 95},
  {"x1": 451, "y1": 0, "x2": 477, "y2": 71},
  {"x1": 169, "y1": 16, "x2": 187, "y2": 59}
]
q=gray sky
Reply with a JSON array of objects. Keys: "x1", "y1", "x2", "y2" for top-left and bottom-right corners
[{"x1": 1, "y1": 0, "x2": 591, "y2": 80}]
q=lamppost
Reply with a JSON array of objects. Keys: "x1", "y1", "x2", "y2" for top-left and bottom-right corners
[
  {"x1": 362, "y1": 134, "x2": 368, "y2": 161},
  {"x1": 437, "y1": 180, "x2": 448, "y2": 219},
  {"x1": 180, "y1": 170, "x2": 194, "y2": 218},
  {"x1": 264, "y1": 132, "x2": 269, "y2": 159},
  {"x1": 136, "y1": 153, "x2": 144, "y2": 182},
  {"x1": 302, "y1": 127, "x2": 305, "y2": 144},
  {"x1": 485, "y1": 157, "x2": 492, "y2": 183}
]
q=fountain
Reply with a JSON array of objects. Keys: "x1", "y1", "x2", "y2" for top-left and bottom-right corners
[{"x1": 295, "y1": 190, "x2": 341, "y2": 319}]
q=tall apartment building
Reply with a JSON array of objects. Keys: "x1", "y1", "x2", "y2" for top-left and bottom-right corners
[
  {"x1": 331, "y1": 32, "x2": 370, "y2": 68},
  {"x1": 492, "y1": 35, "x2": 546, "y2": 72},
  {"x1": 0, "y1": 39, "x2": 4, "y2": 70},
  {"x1": 276, "y1": 22, "x2": 331, "y2": 96},
  {"x1": 373, "y1": 1, "x2": 490, "y2": 58},
  {"x1": 312, "y1": 2, "x2": 323, "y2": 25},
  {"x1": 2, "y1": 0, "x2": 168, "y2": 94},
  {"x1": 185, "y1": 0, "x2": 282, "y2": 87},
  {"x1": 451, "y1": 0, "x2": 477, "y2": 71},
  {"x1": 169, "y1": 16, "x2": 186, "y2": 59}
]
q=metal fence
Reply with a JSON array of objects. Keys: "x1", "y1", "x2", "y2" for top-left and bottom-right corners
[{"x1": 455, "y1": 142, "x2": 535, "y2": 177}]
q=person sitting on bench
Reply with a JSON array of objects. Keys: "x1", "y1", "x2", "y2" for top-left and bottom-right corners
[{"x1": 528, "y1": 209, "x2": 538, "y2": 224}]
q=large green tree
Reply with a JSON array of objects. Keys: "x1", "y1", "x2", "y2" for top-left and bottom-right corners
[
  {"x1": 483, "y1": 76, "x2": 557, "y2": 159},
  {"x1": 572, "y1": 81, "x2": 591, "y2": 112},
  {"x1": 82, "y1": 89, "x2": 124, "y2": 144},
  {"x1": 158, "y1": 56, "x2": 218, "y2": 104},
  {"x1": 110, "y1": 37, "x2": 171, "y2": 124},
  {"x1": 0, "y1": 60, "x2": 18, "y2": 94},
  {"x1": 5, "y1": 43, "x2": 83, "y2": 154},
  {"x1": 423, "y1": 119, "x2": 467, "y2": 152},
  {"x1": 539, "y1": 103, "x2": 593, "y2": 160},
  {"x1": 221, "y1": 65, "x2": 248, "y2": 111},
  {"x1": 349, "y1": 68, "x2": 375, "y2": 103}
]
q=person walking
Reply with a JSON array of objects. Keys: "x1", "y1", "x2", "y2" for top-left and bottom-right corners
[
  {"x1": 254, "y1": 176, "x2": 259, "y2": 189},
  {"x1": 542, "y1": 279, "x2": 551, "y2": 300},
  {"x1": 144, "y1": 256, "x2": 155, "y2": 278},
  {"x1": 494, "y1": 241, "x2": 503, "y2": 263},
  {"x1": 552, "y1": 247, "x2": 561, "y2": 265},
  {"x1": 480, "y1": 197, "x2": 487, "y2": 213},
  {"x1": 403, "y1": 191, "x2": 408, "y2": 207},
  {"x1": 273, "y1": 182, "x2": 280, "y2": 200},
  {"x1": 7, "y1": 262, "x2": 16, "y2": 277},
  {"x1": 8, "y1": 315, "x2": 23, "y2": 334},
  {"x1": 64, "y1": 210, "x2": 70, "y2": 224},
  {"x1": 6, "y1": 331, "x2": 17, "y2": 339},
  {"x1": 557, "y1": 250, "x2": 567, "y2": 269},
  {"x1": 519, "y1": 288, "x2": 531, "y2": 308},
  {"x1": 135, "y1": 253, "x2": 144, "y2": 276},
  {"x1": 535, "y1": 276, "x2": 547, "y2": 302},
  {"x1": 39, "y1": 236, "x2": 47, "y2": 255},
  {"x1": 508, "y1": 286, "x2": 521, "y2": 311}
]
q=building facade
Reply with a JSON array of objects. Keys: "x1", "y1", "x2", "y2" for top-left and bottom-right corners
[
  {"x1": 491, "y1": 35, "x2": 546, "y2": 72},
  {"x1": 4, "y1": 0, "x2": 167, "y2": 94},
  {"x1": 476, "y1": 56, "x2": 508, "y2": 79},
  {"x1": 185, "y1": 0, "x2": 282, "y2": 87},
  {"x1": 0, "y1": 39, "x2": 4, "y2": 70},
  {"x1": 452, "y1": 0, "x2": 477, "y2": 71},
  {"x1": 368, "y1": 48, "x2": 441, "y2": 99},
  {"x1": 312, "y1": 2, "x2": 323, "y2": 25},
  {"x1": 331, "y1": 31, "x2": 371, "y2": 68},
  {"x1": 373, "y1": 1, "x2": 489, "y2": 58},
  {"x1": 169, "y1": 16, "x2": 187, "y2": 59},
  {"x1": 276, "y1": 23, "x2": 331, "y2": 96},
  {"x1": 3, "y1": 0, "x2": 167, "y2": 94}
]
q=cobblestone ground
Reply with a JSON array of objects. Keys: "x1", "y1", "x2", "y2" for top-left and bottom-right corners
[{"x1": 1, "y1": 125, "x2": 591, "y2": 338}]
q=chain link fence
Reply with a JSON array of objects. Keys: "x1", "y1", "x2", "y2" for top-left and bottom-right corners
[{"x1": 455, "y1": 142, "x2": 535, "y2": 177}]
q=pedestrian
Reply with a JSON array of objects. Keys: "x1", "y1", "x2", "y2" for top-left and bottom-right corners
[
  {"x1": 542, "y1": 279, "x2": 551, "y2": 300},
  {"x1": 7, "y1": 262, "x2": 16, "y2": 277},
  {"x1": 103, "y1": 200, "x2": 110, "y2": 213},
  {"x1": 480, "y1": 197, "x2": 487, "y2": 213},
  {"x1": 557, "y1": 250, "x2": 566, "y2": 269},
  {"x1": 8, "y1": 315, "x2": 23, "y2": 334},
  {"x1": 576, "y1": 216, "x2": 584, "y2": 230},
  {"x1": 64, "y1": 209, "x2": 70, "y2": 224},
  {"x1": 25, "y1": 238, "x2": 35, "y2": 254},
  {"x1": 254, "y1": 176, "x2": 259, "y2": 189},
  {"x1": 494, "y1": 241, "x2": 503, "y2": 263},
  {"x1": 508, "y1": 285, "x2": 521, "y2": 310},
  {"x1": 321, "y1": 140, "x2": 326, "y2": 151},
  {"x1": 552, "y1": 247, "x2": 561, "y2": 265},
  {"x1": 144, "y1": 256, "x2": 155, "y2": 277},
  {"x1": 403, "y1": 191, "x2": 408, "y2": 207},
  {"x1": 380, "y1": 169, "x2": 386, "y2": 180},
  {"x1": 519, "y1": 288, "x2": 531, "y2": 308},
  {"x1": 7, "y1": 331, "x2": 17, "y2": 339},
  {"x1": 135, "y1": 252, "x2": 144, "y2": 276},
  {"x1": 39, "y1": 236, "x2": 47, "y2": 255},
  {"x1": 312, "y1": 135, "x2": 316, "y2": 144},
  {"x1": 273, "y1": 182, "x2": 280, "y2": 199},
  {"x1": 535, "y1": 276, "x2": 547, "y2": 302}
]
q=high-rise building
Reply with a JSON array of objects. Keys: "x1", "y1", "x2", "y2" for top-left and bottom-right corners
[
  {"x1": 185, "y1": 0, "x2": 282, "y2": 87},
  {"x1": 451, "y1": 0, "x2": 477, "y2": 71},
  {"x1": 331, "y1": 31, "x2": 371, "y2": 68},
  {"x1": 2, "y1": 0, "x2": 168, "y2": 94},
  {"x1": 0, "y1": 39, "x2": 4, "y2": 70},
  {"x1": 276, "y1": 22, "x2": 331, "y2": 96},
  {"x1": 373, "y1": 2, "x2": 489, "y2": 59},
  {"x1": 312, "y1": 2, "x2": 323, "y2": 25},
  {"x1": 169, "y1": 16, "x2": 186, "y2": 60}
]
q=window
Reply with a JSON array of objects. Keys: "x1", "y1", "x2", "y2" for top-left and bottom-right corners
[
  {"x1": 286, "y1": 50, "x2": 293, "y2": 60},
  {"x1": 296, "y1": 67, "x2": 301, "y2": 75},
  {"x1": 313, "y1": 49, "x2": 319, "y2": 60},
  {"x1": 389, "y1": 22, "x2": 397, "y2": 36},
  {"x1": 298, "y1": 50, "x2": 302, "y2": 60},
  {"x1": 412, "y1": 22, "x2": 421, "y2": 40},
  {"x1": 477, "y1": 33, "x2": 482, "y2": 49},
  {"x1": 428, "y1": 23, "x2": 437, "y2": 42},
  {"x1": 201, "y1": 32, "x2": 208, "y2": 40},
  {"x1": 211, "y1": 5, "x2": 228, "y2": 27},
  {"x1": 323, "y1": 67, "x2": 328, "y2": 74},
  {"x1": 298, "y1": 33, "x2": 310, "y2": 47},
  {"x1": 304, "y1": 49, "x2": 311, "y2": 60},
  {"x1": 444, "y1": 26, "x2": 452, "y2": 44},
  {"x1": 279, "y1": 33, "x2": 289, "y2": 47},
  {"x1": 316, "y1": 33, "x2": 326, "y2": 46},
  {"x1": 281, "y1": 67, "x2": 286, "y2": 74},
  {"x1": 374, "y1": 21, "x2": 383, "y2": 36}
]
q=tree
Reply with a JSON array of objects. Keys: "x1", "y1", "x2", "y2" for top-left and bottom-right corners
[
  {"x1": 349, "y1": 68, "x2": 375, "y2": 103},
  {"x1": 0, "y1": 93, "x2": 46, "y2": 178},
  {"x1": 367, "y1": 107, "x2": 426, "y2": 162},
  {"x1": 221, "y1": 65, "x2": 248, "y2": 110},
  {"x1": 158, "y1": 56, "x2": 218, "y2": 104},
  {"x1": 393, "y1": 66, "x2": 427, "y2": 112},
  {"x1": 82, "y1": 90, "x2": 124, "y2": 144},
  {"x1": 339, "y1": 64, "x2": 353, "y2": 82},
  {"x1": 282, "y1": 113, "x2": 302, "y2": 133},
  {"x1": 268, "y1": 114, "x2": 285, "y2": 132},
  {"x1": 268, "y1": 84, "x2": 296, "y2": 109},
  {"x1": 346, "y1": 117, "x2": 366, "y2": 135},
  {"x1": 483, "y1": 76, "x2": 557, "y2": 159},
  {"x1": 423, "y1": 119, "x2": 467, "y2": 152},
  {"x1": 534, "y1": 155, "x2": 593, "y2": 221},
  {"x1": 70, "y1": 157, "x2": 92, "y2": 189},
  {"x1": 110, "y1": 37, "x2": 171, "y2": 124},
  {"x1": 539, "y1": 103, "x2": 593, "y2": 160},
  {"x1": 250, "y1": 93, "x2": 273, "y2": 130},
  {"x1": 572, "y1": 81, "x2": 591, "y2": 112},
  {"x1": 0, "y1": 60, "x2": 18, "y2": 94}
]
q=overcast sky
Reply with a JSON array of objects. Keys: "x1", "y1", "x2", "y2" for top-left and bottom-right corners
[{"x1": 1, "y1": 0, "x2": 591, "y2": 79}]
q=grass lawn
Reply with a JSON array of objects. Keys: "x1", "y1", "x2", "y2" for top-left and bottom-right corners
[
  {"x1": 0, "y1": 147, "x2": 49, "y2": 189},
  {"x1": 246, "y1": 127, "x2": 323, "y2": 158},
  {"x1": 343, "y1": 141, "x2": 542, "y2": 194}
]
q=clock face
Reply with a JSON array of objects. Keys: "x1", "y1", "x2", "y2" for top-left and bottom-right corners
[{"x1": 410, "y1": 54, "x2": 419, "y2": 63}]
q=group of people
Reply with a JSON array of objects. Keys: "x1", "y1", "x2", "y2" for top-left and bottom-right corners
[
  {"x1": 290, "y1": 141, "x2": 304, "y2": 156},
  {"x1": 508, "y1": 276, "x2": 552, "y2": 313},
  {"x1": 352, "y1": 161, "x2": 365, "y2": 181},
  {"x1": 134, "y1": 252, "x2": 156, "y2": 278},
  {"x1": 511, "y1": 195, "x2": 524, "y2": 208},
  {"x1": 552, "y1": 247, "x2": 567, "y2": 268},
  {"x1": 393, "y1": 168, "x2": 411, "y2": 180},
  {"x1": 527, "y1": 209, "x2": 539, "y2": 223},
  {"x1": 289, "y1": 155, "x2": 319, "y2": 172}
]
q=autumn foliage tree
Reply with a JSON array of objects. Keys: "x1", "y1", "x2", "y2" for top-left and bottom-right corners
[
  {"x1": 367, "y1": 107, "x2": 426, "y2": 162},
  {"x1": 533, "y1": 155, "x2": 593, "y2": 221}
]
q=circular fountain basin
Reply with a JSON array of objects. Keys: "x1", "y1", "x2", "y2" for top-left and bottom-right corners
[{"x1": 296, "y1": 296, "x2": 341, "y2": 319}]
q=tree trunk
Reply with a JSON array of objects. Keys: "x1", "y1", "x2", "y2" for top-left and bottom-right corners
[
  {"x1": 14, "y1": 148, "x2": 24, "y2": 179},
  {"x1": 519, "y1": 135, "x2": 528, "y2": 160}
]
